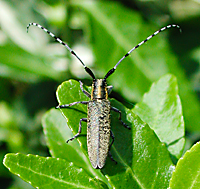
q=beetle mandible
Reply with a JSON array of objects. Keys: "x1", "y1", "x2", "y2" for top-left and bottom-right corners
[{"x1": 27, "y1": 23, "x2": 181, "y2": 169}]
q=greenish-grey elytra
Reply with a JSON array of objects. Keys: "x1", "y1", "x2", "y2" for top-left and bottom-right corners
[{"x1": 27, "y1": 22, "x2": 181, "y2": 169}]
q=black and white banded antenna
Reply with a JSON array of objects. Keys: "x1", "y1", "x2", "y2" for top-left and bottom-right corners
[
  {"x1": 104, "y1": 24, "x2": 181, "y2": 80},
  {"x1": 27, "y1": 23, "x2": 181, "y2": 81},
  {"x1": 27, "y1": 23, "x2": 96, "y2": 80}
]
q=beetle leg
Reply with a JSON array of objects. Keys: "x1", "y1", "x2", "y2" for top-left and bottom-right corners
[
  {"x1": 66, "y1": 118, "x2": 87, "y2": 143},
  {"x1": 79, "y1": 80, "x2": 91, "y2": 98},
  {"x1": 56, "y1": 101, "x2": 88, "y2": 109},
  {"x1": 108, "y1": 130, "x2": 117, "y2": 164},
  {"x1": 111, "y1": 107, "x2": 131, "y2": 130}
]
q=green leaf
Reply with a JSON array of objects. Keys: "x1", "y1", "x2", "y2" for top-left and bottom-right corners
[
  {"x1": 3, "y1": 153, "x2": 108, "y2": 189},
  {"x1": 42, "y1": 109, "x2": 89, "y2": 168},
  {"x1": 73, "y1": 1, "x2": 200, "y2": 132},
  {"x1": 56, "y1": 80, "x2": 90, "y2": 153},
  {"x1": 56, "y1": 79, "x2": 175, "y2": 188},
  {"x1": 133, "y1": 74, "x2": 185, "y2": 158},
  {"x1": 42, "y1": 108, "x2": 108, "y2": 184},
  {"x1": 169, "y1": 141, "x2": 200, "y2": 188},
  {"x1": 105, "y1": 101, "x2": 175, "y2": 188}
]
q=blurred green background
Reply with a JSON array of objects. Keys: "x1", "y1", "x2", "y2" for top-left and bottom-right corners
[{"x1": 0, "y1": 0, "x2": 200, "y2": 188}]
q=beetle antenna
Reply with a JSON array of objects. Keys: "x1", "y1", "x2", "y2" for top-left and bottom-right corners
[
  {"x1": 104, "y1": 24, "x2": 181, "y2": 80},
  {"x1": 27, "y1": 23, "x2": 96, "y2": 80}
]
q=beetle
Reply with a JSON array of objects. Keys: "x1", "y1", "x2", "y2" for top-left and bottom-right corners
[{"x1": 27, "y1": 23, "x2": 181, "y2": 169}]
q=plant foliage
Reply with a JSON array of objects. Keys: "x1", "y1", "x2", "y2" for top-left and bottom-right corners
[{"x1": 1, "y1": 1, "x2": 200, "y2": 189}]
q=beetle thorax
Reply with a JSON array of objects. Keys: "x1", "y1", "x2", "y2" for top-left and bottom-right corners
[{"x1": 91, "y1": 79, "x2": 108, "y2": 100}]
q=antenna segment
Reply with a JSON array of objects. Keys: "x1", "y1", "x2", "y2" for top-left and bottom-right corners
[{"x1": 27, "y1": 23, "x2": 181, "y2": 80}]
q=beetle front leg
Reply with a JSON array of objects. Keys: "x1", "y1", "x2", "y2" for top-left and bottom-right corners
[
  {"x1": 111, "y1": 106, "x2": 131, "y2": 130},
  {"x1": 66, "y1": 118, "x2": 87, "y2": 143},
  {"x1": 56, "y1": 100, "x2": 88, "y2": 143}
]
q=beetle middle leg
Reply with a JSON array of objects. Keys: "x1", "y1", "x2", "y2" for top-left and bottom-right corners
[
  {"x1": 56, "y1": 95, "x2": 89, "y2": 143},
  {"x1": 111, "y1": 106, "x2": 131, "y2": 130},
  {"x1": 66, "y1": 118, "x2": 87, "y2": 143}
]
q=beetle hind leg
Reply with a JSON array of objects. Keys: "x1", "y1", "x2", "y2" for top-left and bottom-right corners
[{"x1": 108, "y1": 130, "x2": 117, "y2": 164}]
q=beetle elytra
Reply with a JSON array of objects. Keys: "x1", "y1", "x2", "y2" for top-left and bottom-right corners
[{"x1": 27, "y1": 23, "x2": 181, "y2": 169}]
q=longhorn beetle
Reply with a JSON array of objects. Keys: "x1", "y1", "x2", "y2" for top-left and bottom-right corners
[{"x1": 27, "y1": 23, "x2": 181, "y2": 169}]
